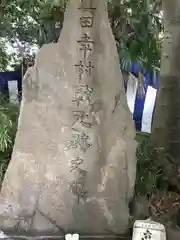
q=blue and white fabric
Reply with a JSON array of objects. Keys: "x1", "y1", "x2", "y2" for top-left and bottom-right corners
[
  {"x1": 0, "y1": 65, "x2": 159, "y2": 133},
  {"x1": 0, "y1": 70, "x2": 21, "y2": 104},
  {"x1": 124, "y1": 64, "x2": 159, "y2": 133}
]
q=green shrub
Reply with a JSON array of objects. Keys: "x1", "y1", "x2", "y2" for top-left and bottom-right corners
[
  {"x1": 135, "y1": 132, "x2": 163, "y2": 195},
  {"x1": 0, "y1": 96, "x2": 19, "y2": 185}
]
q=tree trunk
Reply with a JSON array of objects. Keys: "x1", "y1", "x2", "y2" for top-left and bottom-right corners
[{"x1": 151, "y1": 0, "x2": 180, "y2": 189}]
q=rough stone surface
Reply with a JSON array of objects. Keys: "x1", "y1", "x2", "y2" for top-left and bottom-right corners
[{"x1": 0, "y1": 0, "x2": 136, "y2": 235}]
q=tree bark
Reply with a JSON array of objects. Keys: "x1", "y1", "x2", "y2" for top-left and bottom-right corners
[{"x1": 151, "y1": 0, "x2": 180, "y2": 189}]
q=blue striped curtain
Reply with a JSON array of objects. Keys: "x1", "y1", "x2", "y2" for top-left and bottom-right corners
[{"x1": 124, "y1": 63, "x2": 160, "y2": 133}]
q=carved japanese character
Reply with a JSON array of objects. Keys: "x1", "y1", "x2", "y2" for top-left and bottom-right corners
[
  {"x1": 68, "y1": 167, "x2": 87, "y2": 203},
  {"x1": 72, "y1": 84, "x2": 93, "y2": 106},
  {"x1": 85, "y1": 61, "x2": 94, "y2": 77},
  {"x1": 65, "y1": 135, "x2": 79, "y2": 150},
  {"x1": 68, "y1": 180, "x2": 87, "y2": 203},
  {"x1": 70, "y1": 157, "x2": 83, "y2": 172},
  {"x1": 72, "y1": 110, "x2": 97, "y2": 128},
  {"x1": 78, "y1": 132, "x2": 92, "y2": 152},
  {"x1": 77, "y1": 33, "x2": 94, "y2": 60},
  {"x1": 65, "y1": 132, "x2": 92, "y2": 152},
  {"x1": 75, "y1": 61, "x2": 94, "y2": 82},
  {"x1": 74, "y1": 61, "x2": 84, "y2": 82},
  {"x1": 80, "y1": 15, "x2": 93, "y2": 28}
]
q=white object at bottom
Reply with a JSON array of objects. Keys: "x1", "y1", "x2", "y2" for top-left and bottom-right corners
[
  {"x1": 0, "y1": 229, "x2": 7, "y2": 239},
  {"x1": 132, "y1": 220, "x2": 166, "y2": 240},
  {"x1": 65, "y1": 234, "x2": 79, "y2": 240}
]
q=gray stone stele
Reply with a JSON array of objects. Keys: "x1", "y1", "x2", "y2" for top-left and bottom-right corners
[{"x1": 0, "y1": 0, "x2": 137, "y2": 236}]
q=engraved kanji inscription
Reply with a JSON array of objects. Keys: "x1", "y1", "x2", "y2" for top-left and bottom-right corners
[
  {"x1": 75, "y1": 61, "x2": 94, "y2": 82},
  {"x1": 72, "y1": 84, "x2": 93, "y2": 106},
  {"x1": 69, "y1": 180, "x2": 87, "y2": 203},
  {"x1": 77, "y1": 33, "x2": 94, "y2": 60},
  {"x1": 74, "y1": 61, "x2": 84, "y2": 82},
  {"x1": 65, "y1": 132, "x2": 92, "y2": 152},
  {"x1": 70, "y1": 157, "x2": 83, "y2": 172},
  {"x1": 72, "y1": 110, "x2": 97, "y2": 128},
  {"x1": 80, "y1": 14, "x2": 94, "y2": 28},
  {"x1": 85, "y1": 61, "x2": 94, "y2": 76},
  {"x1": 68, "y1": 167, "x2": 87, "y2": 203}
]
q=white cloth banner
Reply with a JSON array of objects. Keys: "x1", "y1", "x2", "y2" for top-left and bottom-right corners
[
  {"x1": 141, "y1": 86, "x2": 157, "y2": 133},
  {"x1": 125, "y1": 73, "x2": 157, "y2": 133},
  {"x1": 126, "y1": 73, "x2": 138, "y2": 114},
  {"x1": 8, "y1": 80, "x2": 19, "y2": 104}
]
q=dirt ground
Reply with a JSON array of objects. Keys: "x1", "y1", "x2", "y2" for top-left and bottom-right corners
[{"x1": 148, "y1": 190, "x2": 180, "y2": 228}]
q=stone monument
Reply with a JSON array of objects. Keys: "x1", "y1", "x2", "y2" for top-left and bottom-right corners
[{"x1": 0, "y1": 0, "x2": 136, "y2": 235}]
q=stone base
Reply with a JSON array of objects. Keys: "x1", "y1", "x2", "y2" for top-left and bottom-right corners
[
  {"x1": 0, "y1": 227, "x2": 132, "y2": 240},
  {"x1": 0, "y1": 231, "x2": 131, "y2": 240},
  {"x1": 1, "y1": 227, "x2": 180, "y2": 239}
]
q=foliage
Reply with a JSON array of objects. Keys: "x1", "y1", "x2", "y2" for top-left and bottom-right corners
[
  {"x1": 135, "y1": 132, "x2": 163, "y2": 195},
  {"x1": 0, "y1": 0, "x2": 68, "y2": 70},
  {"x1": 0, "y1": 0, "x2": 162, "y2": 73},
  {"x1": 0, "y1": 95, "x2": 19, "y2": 185},
  {"x1": 108, "y1": 0, "x2": 162, "y2": 77},
  {"x1": 135, "y1": 131, "x2": 180, "y2": 196}
]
